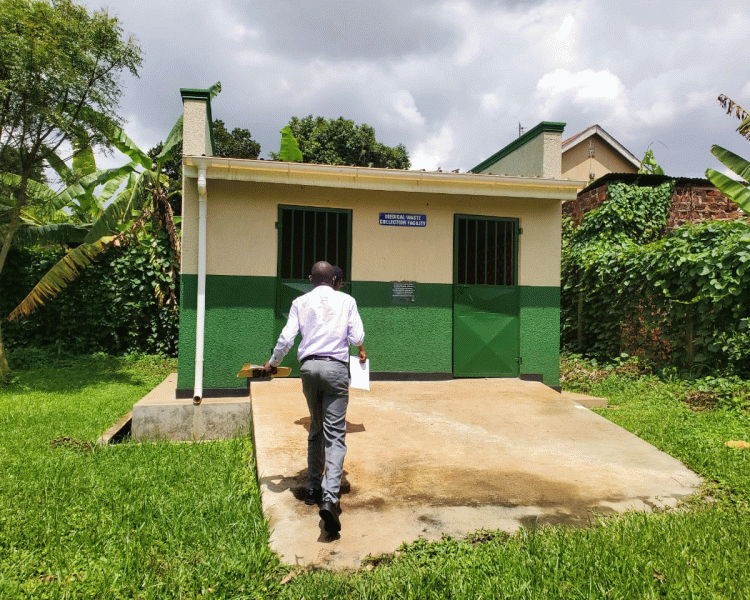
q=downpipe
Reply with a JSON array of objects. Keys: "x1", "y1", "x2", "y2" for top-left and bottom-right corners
[{"x1": 193, "y1": 167, "x2": 207, "y2": 405}]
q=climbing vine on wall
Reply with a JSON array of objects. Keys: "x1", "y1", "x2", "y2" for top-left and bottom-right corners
[
  {"x1": 1, "y1": 235, "x2": 179, "y2": 357},
  {"x1": 562, "y1": 181, "x2": 750, "y2": 376}
]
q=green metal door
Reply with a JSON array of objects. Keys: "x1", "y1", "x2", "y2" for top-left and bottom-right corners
[
  {"x1": 453, "y1": 215, "x2": 520, "y2": 377},
  {"x1": 274, "y1": 205, "x2": 352, "y2": 375}
]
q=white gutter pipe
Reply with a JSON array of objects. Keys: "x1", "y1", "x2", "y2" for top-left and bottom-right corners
[{"x1": 193, "y1": 167, "x2": 208, "y2": 405}]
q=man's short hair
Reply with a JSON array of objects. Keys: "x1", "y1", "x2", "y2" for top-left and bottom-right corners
[
  {"x1": 332, "y1": 266, "x2": 344, "y2": 284},
  {"x1": 310, "y1": 261, "x2": 335, "y2": 286}
]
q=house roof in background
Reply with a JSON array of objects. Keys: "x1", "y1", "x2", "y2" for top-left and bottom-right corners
[
  {"x1": 563, "y1": 124, "x2": 641, "y2": 169},
  {"x1": 469, "y1": 121, "x2": 566, "y2": 173}
]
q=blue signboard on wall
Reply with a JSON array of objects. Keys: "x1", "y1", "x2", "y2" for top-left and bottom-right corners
[{"x1": 379, "y1": 213, "x2": 427, "y2": 227}]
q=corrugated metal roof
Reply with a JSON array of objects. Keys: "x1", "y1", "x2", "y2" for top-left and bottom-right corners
[{"x1": 578, "y1": 172, "x2": 712, "y2": 195}]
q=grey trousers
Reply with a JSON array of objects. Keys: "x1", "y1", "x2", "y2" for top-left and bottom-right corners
[{"x1": 300, "y1": 359, "x2": 349, "y2": 504}]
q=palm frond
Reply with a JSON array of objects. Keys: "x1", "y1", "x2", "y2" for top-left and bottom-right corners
[
  {"x1": 155, "y1": 116, "x2": 183, "y2": 164},
  {"x1": 738, "y1": 116, "x2": 750, "y2": 142},
  {"x1": 98, "y1": 171, "x2": 130, "y2": 206},
  {"x1": 0, "y1": 172, "x2": 67, "y2": 212},
  {"x1": 7, "y1": 238, "x2": 112, "y2": 322}
]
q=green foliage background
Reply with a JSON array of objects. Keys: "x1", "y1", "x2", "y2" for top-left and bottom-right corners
[
  {"x1": 1, "y1": 234, "x2": 178, "y2": 356},
  {"x1": 271, "y1": 115, "x2": 411, "y2": 168},
  {"x1": 562, "y1": 181, "x2": 750, "y2": 376}
]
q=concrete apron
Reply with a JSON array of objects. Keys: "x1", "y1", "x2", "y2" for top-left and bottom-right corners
[{"x1": 251, "y1": 378, "x2": 701, "y2": 570}]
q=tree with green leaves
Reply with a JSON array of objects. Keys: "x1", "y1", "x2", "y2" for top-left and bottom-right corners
[
  {"x1": 706, "y1": 95, "x2": 750, "y2": 233},
  {"x1": 270, "y1": 115, "x2": 410, "y2": 168},
  {"x1": 5, "y1": 86, "x2": 228, "y2": 332},
  {"x1": 0, "y1": 0, "x2": 141, "y2": 375}
]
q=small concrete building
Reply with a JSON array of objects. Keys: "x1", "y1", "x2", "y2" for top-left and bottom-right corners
[
  {"x1": 177, "y1": 89, "x2": 583, "y2": 401},
  {"x1": 471, "y1": 122, "x2": 640, "y2": 183}
]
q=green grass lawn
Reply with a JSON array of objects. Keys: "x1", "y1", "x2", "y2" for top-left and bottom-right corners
[{"x1": 1, "y1": 352, "x2": 749, "y2": 599}]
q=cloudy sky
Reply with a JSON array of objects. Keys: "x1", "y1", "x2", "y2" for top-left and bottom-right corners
[{"x1": 90, "y1": 0, "x2": 750, "y2": 177}]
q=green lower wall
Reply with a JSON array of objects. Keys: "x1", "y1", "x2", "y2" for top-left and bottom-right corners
[
  {"x1": 356, "y1": 281, "x2": 453, "y2": 373},
  {"x1": 519, "y1": 286, "x2": 561, "y2": 387},
  {"x1": 177, "y1": 276, "x2": 560, "y2": 389},
  {"x1": 178, "y1": 275, "x2": 276, "y2": 389}
]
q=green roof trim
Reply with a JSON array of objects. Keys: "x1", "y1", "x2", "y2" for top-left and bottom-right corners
[
  {"x1": 469, "y1": 121, "x2": 566, "y2": 173},
  {"x1": 180, "y1": 87, "x2": 216, "y2": 155}
]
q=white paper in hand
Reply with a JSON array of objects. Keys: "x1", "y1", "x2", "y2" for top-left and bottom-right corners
[{"x1": 349, "y1": 356, "x2": 370, "y2": 390}]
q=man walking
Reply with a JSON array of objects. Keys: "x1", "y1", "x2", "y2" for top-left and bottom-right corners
[{"x1": 263, "y1": 261, "x2": 366, "y2": 534}]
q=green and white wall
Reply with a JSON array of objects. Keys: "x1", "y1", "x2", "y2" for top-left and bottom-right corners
[{"x1": 178, "y1": 170, "x2": 571, "y2": 394}]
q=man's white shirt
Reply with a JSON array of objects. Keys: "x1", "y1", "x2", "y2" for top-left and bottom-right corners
[{"x1": 269, "y1": 285, "x2": 365, "y2": 367}]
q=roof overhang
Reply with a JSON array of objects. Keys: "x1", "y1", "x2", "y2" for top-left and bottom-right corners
[{"x1": 183, "y1": 156, "x2": 584, "y2": 201}]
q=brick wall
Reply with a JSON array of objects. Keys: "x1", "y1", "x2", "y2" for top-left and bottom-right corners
[
  {"x1": 562, "y1": 184, "x2": 608, "y2": 223},
  {"x1": 667, "y1": 185, "x2": 746, "y2": 231},
  {"x1": 563, "y1": 181, "x2": 748, "y2": 232}
]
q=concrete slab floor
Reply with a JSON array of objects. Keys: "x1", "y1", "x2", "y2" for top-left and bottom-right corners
[{"x1": 250, "y1": 378, "x2": 701, "y2": 570}]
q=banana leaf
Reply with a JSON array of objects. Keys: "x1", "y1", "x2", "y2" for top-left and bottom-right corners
[
  {"x1": 8, "y1": 238, "x2": 112, "y2": 322},
  {"x1": 711, "y1": 145, "x2": 750, "y2": 180},
  {"x1": 42, "y1": 147, "x2": 75, "y2": 186},
  {"x1": 706, "y1": 168, "x2": 750, "y2": 216},
  {"x1": 13, "y1": 223, "x2": 90, "y2": 246},
  {"x1": 72, "y1": 137, "x2": 97, "y2": 178},
  {"x1": 278, "y1": 126, "x2": 303, "y2": 162},
  {"x1": 707, "y1": 145, "x2": 750, "y2": 215},
  {"x1": 83, "y1": 172, "x2": 146, "y2": 244}
]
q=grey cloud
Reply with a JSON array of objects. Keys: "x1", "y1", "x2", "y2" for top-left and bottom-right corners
[{"x1": 221, "y1": 0, "x2": 457, "y2": 59}]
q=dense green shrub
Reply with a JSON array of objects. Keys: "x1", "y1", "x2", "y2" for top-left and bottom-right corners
[
  {"x1": 562, "y1": 181, "x2": 750, "y2": 376},
  {"x1": 1, "y1": 233, "x2": 178, "y2": 356}
]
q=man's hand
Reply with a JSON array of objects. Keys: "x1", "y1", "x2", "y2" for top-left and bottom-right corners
[
  {"x1": 262, "y1": 361, "x2": 278, "y2": 375},
  {"x1": 358, "y1": 345, "x2": 367, "y2": 364}
]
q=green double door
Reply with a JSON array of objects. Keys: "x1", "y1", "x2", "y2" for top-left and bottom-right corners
[
  {"x1": 274, "y1": 205, "x2": 352, "y2": 375},
  {"x1": 453, "y1": 215, "x2": 520, "y2": 378}
]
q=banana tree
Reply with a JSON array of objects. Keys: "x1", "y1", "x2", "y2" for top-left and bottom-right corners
[
  {"x1": 706, "y1": 94, "x2": 750, "y2": 242},
  {"x1": 706, "y1": 146, "x2": 750, "y2": 216},
  {"x1": 6, "y1": 82, "x2": 221, "y2": 323}
]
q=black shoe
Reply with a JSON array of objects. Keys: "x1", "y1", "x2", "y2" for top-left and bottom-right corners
[
  {"x1": 304, "y1": 487, "x2": 322, "y2": 506},
  {"x1": 319, "y1": 501, "x2": 341, "y2": 534}
]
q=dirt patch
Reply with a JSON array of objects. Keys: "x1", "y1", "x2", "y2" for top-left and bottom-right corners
[
  {"x1": 344, "y1": 464, "x2": 596, "y2": 511},
  {"x1": 684, "y1": 391, "x2": 720, "y2": 412}
]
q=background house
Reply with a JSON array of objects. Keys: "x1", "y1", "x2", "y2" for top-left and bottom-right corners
[{"x1": 470, "y1": 122, "x2": 640, "y2": 184}]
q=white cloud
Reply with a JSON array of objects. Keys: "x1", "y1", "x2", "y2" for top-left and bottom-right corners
[
  {"x1": 535, "y1": 68, "x2": 624, "y2": 121},
  {"x1": 411, "y1": 125, "x2": 455, "y2": 171},
  {"x1": 479, "y1": 93, "x2": 501, "y2": 116},
  {"x1": 537, "y1": 68, "x2": 622, "y2": 101},
  {"x1": 634, "y1": 100, "x2": 677, "y2": 127},
  {"x1": 555, "y1": 14, "x2": 575, "y2": 41},
  {"x1": 390, "y1": 90, "x2": 425, "y2": 128}
]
